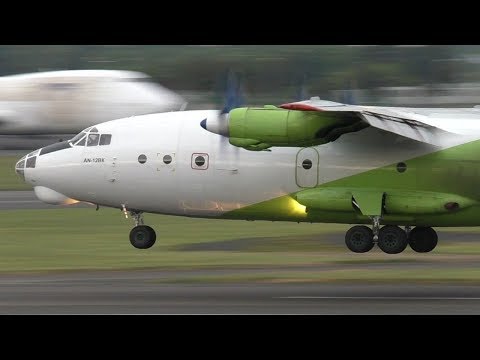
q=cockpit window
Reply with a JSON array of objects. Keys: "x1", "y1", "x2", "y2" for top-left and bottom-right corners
[
  {"x1": 90, "y1": 127, "x2": 99, "y2": 133},
  {"x1": 74, "y1": 136, "x2": 86, "y2": 146},
  {"x1": 71, "y1": 133, "x2": 111, "y2": 147},
  {"x1": 87, "y1": 133, "x2": 100, "y2": 147},
  {"x1": 99, "y1": 134, "x2": 112, "y2": 146},
  {"x1": 16, "y1": 159, "x2": 25, "y2": 169},
  {"x1": 27, "y1": 149, "x2": 40, "y2": 157},
  {"x1": 26, "y1": 156, "x2": 37, "y2": 168},
  {"x1": 70, "y1": 132, "x2": 86, "y2": 144}
]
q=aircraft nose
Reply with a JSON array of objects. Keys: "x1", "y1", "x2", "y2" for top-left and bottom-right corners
[
  {"x1": 14, "y1": 155, "x2": 26, "y2": 181},
  {"x1": 15, "y1": 148, "x2": 41, "y2": 183}
]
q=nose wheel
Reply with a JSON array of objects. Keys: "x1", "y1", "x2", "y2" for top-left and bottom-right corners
[
  {"x1": 124, "y1": 208, "x2": 157, "y2": 249},
  {"x1": 129, "y1": 225, "x2": 156, "y2": 249}
]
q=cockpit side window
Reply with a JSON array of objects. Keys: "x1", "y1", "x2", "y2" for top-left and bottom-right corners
[
  {"x1": 16, "y1": 158, "x2": 25, "y2": 169},
  {"x1": 26, "y1": 156, "x2": 37, "y2": 168},
  {"x1": 99, "y1": 134, "x2": 112, "y2": 146},
  {"x1": 87, "y1": 133, "x2": 100, "y2": 147},
  {"x1": 27, "y1": 149, "x2": 40, "y2": 157},
  {"x1": 75, "y1": 136, "x2": 86, "y2": 146},
  {"x1": 70, "y1": 131, "x2": 86, "y2": 144}
]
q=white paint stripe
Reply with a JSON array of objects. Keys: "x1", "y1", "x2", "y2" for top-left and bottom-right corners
[{"x1": 276, "y1": 296, "x2": 480, "y2": 300}]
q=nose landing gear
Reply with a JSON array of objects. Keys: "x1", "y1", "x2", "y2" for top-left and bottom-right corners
[
  {"x1": 125, "y1": 208, "x2": 157, "y2": 249},
  {"x1": 129, "y1": 224, "x2": 156, "y2": 249}
]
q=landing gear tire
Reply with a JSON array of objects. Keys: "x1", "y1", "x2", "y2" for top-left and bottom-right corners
[
  {"x1": 408, "y1": 227, "x2": 438, "y2": 253},
  {"x1": 129, "y1": 225, "x2": 156, "y2": 249},
  {"x1": 378, "y1": 225, "x2": 408, "y2": 254},
  {"x1": 345, "y1": 225, "x2": 375, "y2": 253}
]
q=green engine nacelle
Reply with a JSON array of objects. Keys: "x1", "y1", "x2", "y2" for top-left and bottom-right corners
[
  {"x1": 295, "y1": 187, "x2": 478, "y2": 216},
  {"x1": 228, "y1": 107, "x2": 366, "y2": 151}
]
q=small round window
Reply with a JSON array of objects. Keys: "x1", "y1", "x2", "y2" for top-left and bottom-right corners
[
  {"x1": 302, "y1": 159, "x2": 313, "y2": 170},
  {"x1": 397, "y1": 162, "x2": 407, "y2": 173},
  {"x1": 163, "y1": 155, "x2": 172, "y2": 164},
  {"x1": 138, "y1": 154, "x2": 147, "y2": 164},
  {"x1": 195, "y1": 156, "x2": 206, "y2": 167}
]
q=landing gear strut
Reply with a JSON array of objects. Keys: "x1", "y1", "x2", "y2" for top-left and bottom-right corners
[
  {"x1": 125, "y1": 209, "x2": 157, "y2": 249},
  {"x1": 131, "y1": 210, "x2": 144, "y2": 226}
]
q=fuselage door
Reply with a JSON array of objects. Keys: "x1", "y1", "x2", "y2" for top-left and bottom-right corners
[{"x1": 296, "y1": 147, "x2": 319, "y2": 188}]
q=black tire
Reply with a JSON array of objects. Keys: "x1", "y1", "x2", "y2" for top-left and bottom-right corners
[
  {"x1": 378, "y1": 225, "x2": 408, "y2": 254},
  {"x1": 408, "y1": 227, "x2": 438, "y2": 253},
  {"x1": 129, "y1": 225, "x2": 156, "y2": 249},
  {"x1": 345, "y1": 225, "x2": 375, "y2": 253}
]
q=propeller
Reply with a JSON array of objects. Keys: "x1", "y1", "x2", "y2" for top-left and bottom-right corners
[
  {"x1": 200, "y1": 69, "x2": 246, "y2": 165},
  {"x1": 201, "y1": 69, "x2": 245, "y2": 137},
  {"x1": 341, "y1": 79, "x2": 357, "y2": 104},
  {"x1": 295, "y1": 73, "x2": 309, "y2": 101},
  {"x1": 222, "y1": 69, "x2": 245, "y2": 114}
]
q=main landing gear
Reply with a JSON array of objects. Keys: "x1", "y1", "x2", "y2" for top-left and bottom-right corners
[
  {"x1": 128, "y1": 210, "x2": 156, "y2": 249},
  {"x1": 345, "y1": 219, "x2": 438, "y2": 254}
]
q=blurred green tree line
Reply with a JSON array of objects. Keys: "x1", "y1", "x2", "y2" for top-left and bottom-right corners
[{"x1": 1, "y1": 45, "x2": 480, "y2": 98}]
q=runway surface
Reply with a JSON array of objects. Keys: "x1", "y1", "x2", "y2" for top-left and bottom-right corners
[
  {"x1": 3, "y1": 190, "x2": 480, "y2": 314},
  {"x1": 0, "y1": 269, "x2": 479, "y2": 314}
]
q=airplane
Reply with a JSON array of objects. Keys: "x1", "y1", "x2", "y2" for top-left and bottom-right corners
[
  {"x1": 14, "y1": 95, "x2": 480, "y2": 254},
  {"x1": 0, "y1": 69, "x2": 187, "y2": 135}
]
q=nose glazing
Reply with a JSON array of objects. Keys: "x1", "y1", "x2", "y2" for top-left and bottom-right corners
[
  {"x1": 15, "y1": 148, "x2": 41, "y2": 182},
  {"x1": 15, "y1": 155, "x2": 26, "y2": 180}
]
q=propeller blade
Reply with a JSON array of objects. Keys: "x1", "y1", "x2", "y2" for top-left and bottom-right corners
[
  {"x1": 296, "y1": 73, "x2": 309, "y2": 101},
  {"x1": 221, "y1": 69, "x2": 244, "y2": 114}
]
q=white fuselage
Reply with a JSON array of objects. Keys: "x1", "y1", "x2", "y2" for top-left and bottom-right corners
[
  {"x1": 23, "y1": 111, "x2": 300, "y2": 216},
  {"x1": 19, "y1": 109, "x2": 473, "y2": 219}
]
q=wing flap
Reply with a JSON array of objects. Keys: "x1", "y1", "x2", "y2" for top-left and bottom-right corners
[{"x1": 359, "y1": 112, "x2": 442, "y2": 145}]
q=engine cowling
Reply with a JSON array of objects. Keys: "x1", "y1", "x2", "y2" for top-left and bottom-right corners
[{"x1": 201, "y1": 107, "x2": 366, "y2": 151}]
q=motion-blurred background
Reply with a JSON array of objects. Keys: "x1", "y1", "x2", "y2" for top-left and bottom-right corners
[
  {"x1": 4, "y1": 45, "x2": 480, "y2": 306},
  {"x1": 4, "y1": 45, "x2": 480, "y2": 150},
  {"x1": 3, "y1": 44, "x2": 480, "y2": 109}
]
